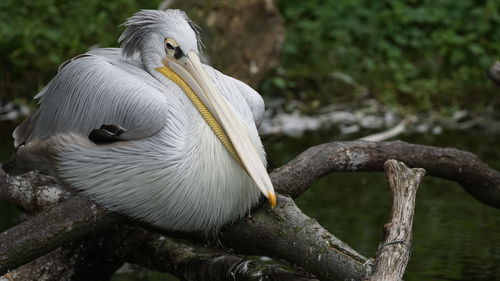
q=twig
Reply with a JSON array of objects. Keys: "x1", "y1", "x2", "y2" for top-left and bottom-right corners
[
  {"x1": 365, "y1": 160, "x2": 425, "y2": 281},
  {"x1": 358, "y1": 117, "x2": 411, "y2": 142}
]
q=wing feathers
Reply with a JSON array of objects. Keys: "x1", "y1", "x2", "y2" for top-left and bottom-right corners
[{"x1": 16, "y1": 53, "x2": 169, "y2": 146}]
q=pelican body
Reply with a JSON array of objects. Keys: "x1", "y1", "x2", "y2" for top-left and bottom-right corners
[{"x1": 4, "y1": 10, "x2": 276, "y2": 231}]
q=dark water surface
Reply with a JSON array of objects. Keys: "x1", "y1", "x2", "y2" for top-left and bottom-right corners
[
  {"x1": 0, "y1": 125, "x2": 498, "y2": 280},
  {"x1": 266, "y1": 130, "x2": 500, "y2": 281}
]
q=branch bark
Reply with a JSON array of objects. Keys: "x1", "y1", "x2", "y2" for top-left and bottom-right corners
[
  {"x1": 132, "y1": 233, "x2": 318, "y2": 281},
  {"x1": 273, "y1": 141, "x2": 500, "y2": 208},
  {"x1": 0, "y1": 196, "x2": 124, "y2": 275},
  {"x1": 366, "y1": 160, "x2": 425, "y2": 281},
  {"x1": 219, "y1": 195, "x2": 368, "y2": 281},
  {"x1": 1, "y1": 225, "x2": 148, "y2": 281},
  {"x1": 0, "y1": 171, "x2": 71, "y2": 212}
]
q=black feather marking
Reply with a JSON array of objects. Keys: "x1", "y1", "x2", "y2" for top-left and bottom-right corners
[{"x1": 89, "y1": 124, "x2": 126, "y2": 144}]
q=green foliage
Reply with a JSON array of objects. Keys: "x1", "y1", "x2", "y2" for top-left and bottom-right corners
[
  {"x1": 1, "y1": 0, "x2": 498, "y2": 114},
  {"x1": 0, "y1": 0, "x2": 160, "y2": 101},
  {"x1": 263, "y1": 0, "x2": 500, "y2": 113}
]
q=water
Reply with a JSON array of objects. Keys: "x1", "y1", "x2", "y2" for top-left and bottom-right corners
[
  {"x1": 266, "y1": 130, "x2": 500, "y2": 281},
  {"x1": 0, "y1": 124, "x2": 499, "y2": 280}
]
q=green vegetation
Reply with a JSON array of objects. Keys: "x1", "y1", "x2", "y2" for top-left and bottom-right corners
[
  {"x1": 262, "y1": 0, "x2": 500, "y2": 113},
  {"x1": 0, "y1": 0, "x2": 498, "y2": 114},
  {"x1": 0, "y1": 0, "x2": 159, "y2": 103}
]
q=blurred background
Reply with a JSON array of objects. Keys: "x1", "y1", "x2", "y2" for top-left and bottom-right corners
[{"x1": 0, "y1": 0, "x2": 499, "y2": 280}]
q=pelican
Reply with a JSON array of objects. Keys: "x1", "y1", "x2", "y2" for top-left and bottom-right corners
[{"x1": 3, "y1": 9, "x2": 276, "y2": 231}]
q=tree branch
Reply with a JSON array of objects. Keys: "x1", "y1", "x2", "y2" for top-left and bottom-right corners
[
  {"x1": 1, "y1": 140, "x2": 499, "y2": 280},
  {"x1": 273, "y1": 141, "x2": 500, "y2": 208},
  {"x1": 219, "y1": 195, "x2": 368, "y2": 281},
  {"x1": 132, "y1": 233, "x2": 319, "y2": 281},
  {"x1": 366, "y1": 160, "x2": 425, "y2": 281},
  {"x1": 0, "y1": 171, "x2": 71, "y2": 212},
  {"x1": 0, "y1": 196, "x2": 124, "y2": 275},
  {"x1": 2, "y1": 225, "x2": 148, "y2": 281}
]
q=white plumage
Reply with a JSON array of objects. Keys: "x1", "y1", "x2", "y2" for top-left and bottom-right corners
[{"x1": 7, "y1": 9, "x2": 272, "y2": 231}]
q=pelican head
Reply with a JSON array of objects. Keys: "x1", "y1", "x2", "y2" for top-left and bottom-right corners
[{"x1": 118, "y1": 10, "x2": 276, "y2": 207}]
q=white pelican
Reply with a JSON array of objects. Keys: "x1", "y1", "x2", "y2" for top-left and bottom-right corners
[{"x1": 4, "y1": 9, "x2": 276, "y2": 231}]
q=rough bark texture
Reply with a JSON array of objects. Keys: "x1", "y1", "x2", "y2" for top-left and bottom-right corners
[
  {"x1": 0, "y1": 171, "x2": 71, "y2": 213},
  {"x1": 219, "y1": 196, "x2": 368, "y2": 281},
  {"x1": 0, "y1": 196, "x2": 125, "y2": 275},
  {"x1": 133, "y1": 233, "x2": 318, "y2": 281},
  {"x1": 365, "y1": 160, "x2": 425, "y2": 281},
  {"x1": 1, "y1": 226, "x2": 148, "y2": 281},
  {"x1": 0, "y1": 171, "x2": 136, "y2": 281},
  {"x1": 273, "y1": 141, "x2": 500, "y2": 208},
  {"x1": 169, "y1": 0, "x2": 285, "y2": 88}
]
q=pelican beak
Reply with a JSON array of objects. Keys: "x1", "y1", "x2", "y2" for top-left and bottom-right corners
[{"x1": 156, "y1": 52, "x2": 276, "y2": 207}]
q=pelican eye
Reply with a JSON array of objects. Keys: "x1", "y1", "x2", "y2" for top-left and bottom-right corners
[
  {"x1": 164, "y1": 38, "x2": 178, "y2": 56},
  {"x1": 166, "y1": 42, "x2": 175, "y2": 50},
  {"x1": 164, "y1": 38, "x2": 185, "y2": 60}
]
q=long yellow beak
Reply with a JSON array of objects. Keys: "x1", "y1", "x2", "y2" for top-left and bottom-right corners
[{"x1": 156, "y1": 52, "x2": 276, "y2": 208}]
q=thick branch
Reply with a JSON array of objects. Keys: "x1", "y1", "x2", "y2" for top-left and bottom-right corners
[
  {"x1": 0, "y1": 171, "x2": 71, "y2": 212},
  {"x1": 273, "y1": 141, "x2": 500, "y2": 208},
  {"x1": 2, "y1": 225, "x2": 148, "y2": 281},
  {"x1": 366, "y1": 160, "x2": 425, "y2": 281},
  {"x1": 0, "y1": 196, "x2": 125, "y2": 274},
  {"x1": 132, "y1": 233, "x2": 318, "y2": 281},
  {"x1": 219, "y1": 195, "x2": 368, "y2": 281}
]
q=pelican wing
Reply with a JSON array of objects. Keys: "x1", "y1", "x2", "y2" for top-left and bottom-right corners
[
  {"x1": 14, "y1": 50, "x2": 169, "y2": 147},
  {"x1": 230, "y1": 77, "x2": 265, "y2": 128},
  {"x1": 203, "y1": 66, "x2": 265, "y2": 129}
]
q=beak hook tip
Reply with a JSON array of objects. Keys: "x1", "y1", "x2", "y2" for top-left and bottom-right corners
[{"x1": 268, "y1": 191, "x2": 277, "y2": 208}]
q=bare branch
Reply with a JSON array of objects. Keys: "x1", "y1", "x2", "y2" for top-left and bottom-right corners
[
  {"x1": 2, "y1": 225, "x2": 148, "y2": 281},
  {"x1": 0, "y1": 171, "x2": 71, "y2": 212},
  {"x1": 132, "y1": 233, "x2": 319, "y2": 281},
  {"x1": 366, "y1": 160, "x2": 425, "y2": 281},
  {"x1": 219, "y1": 195, "x2": 369, "y2": 281},
  {"x1": 0, "y1": 196, "x2": 125, "y2": 274},
  {"x1": 272, "y1": 141, "x2": 500, "y2": 208},
  {"x1": 359, "y1": 117, "x2": 411, "y2": 142}
]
